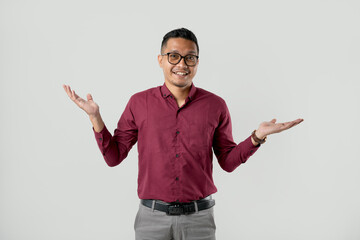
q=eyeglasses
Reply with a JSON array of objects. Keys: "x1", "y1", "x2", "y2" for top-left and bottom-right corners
[{"x1": 161, "y1": 52, "x2": 199, "y2": 66}]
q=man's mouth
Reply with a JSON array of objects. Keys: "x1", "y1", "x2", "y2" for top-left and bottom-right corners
[{"x1": 173, "y1": 71, "x2": 189, "y2": 76}]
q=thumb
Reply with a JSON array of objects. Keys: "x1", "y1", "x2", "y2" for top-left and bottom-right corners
[
  {"x1": 87, "y1": 93, "x2": 93, "y2": 101},
  {"x1": 270, "y1": 118, "x2": 276, "y2": 123}
]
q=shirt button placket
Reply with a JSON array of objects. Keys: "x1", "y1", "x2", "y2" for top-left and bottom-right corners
[
  {"x1": 175, "y1": 131, "x2": 180, "y2": 159},
  {"x1": 174, "y1": 113, "x2": 181, "y2": 200}
]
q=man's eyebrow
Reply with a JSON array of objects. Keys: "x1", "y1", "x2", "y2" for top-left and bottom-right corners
[{"x1": 169, "y1": 50, "x2": 197, "y2": 54}]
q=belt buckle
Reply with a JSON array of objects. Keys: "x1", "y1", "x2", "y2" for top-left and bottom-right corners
[{"x1": 167, "y1": 204, "x2": 184, "y2": 215}]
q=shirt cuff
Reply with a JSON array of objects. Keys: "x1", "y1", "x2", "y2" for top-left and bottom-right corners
[
  {"x1": 244, "y1": 134, "x2": 261, "y2": 155},
  {"x1": 92, "y1": 125, "x2": 112, "y2": 154},
  {"x1": 92, "y1": 125, "x2": 109, "y2": 138}
]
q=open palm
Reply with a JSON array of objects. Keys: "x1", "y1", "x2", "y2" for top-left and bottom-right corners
[
  {"x1": 63, "y1": 84, "x2": 99, "y2": 117},
  {"x1": 257, "y1": 118, "x2": 304, "y2": 138}
]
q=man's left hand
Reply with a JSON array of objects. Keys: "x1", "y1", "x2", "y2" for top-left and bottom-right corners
[{"x1": 255, "y1": 118, "x2": 304, "y2": 139}]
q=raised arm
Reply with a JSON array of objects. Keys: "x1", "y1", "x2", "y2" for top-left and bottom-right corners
[
  {"x1": 63, "y1": 84, "x2": 138, "y2": 167},
  {"x1": 213, "y1": 100, "x2": 304, "y2": 173}
]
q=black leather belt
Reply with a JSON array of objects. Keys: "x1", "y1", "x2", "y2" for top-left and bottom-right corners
[{"x1": 141, "y1": 198, "x2": 215, "y2": 215}]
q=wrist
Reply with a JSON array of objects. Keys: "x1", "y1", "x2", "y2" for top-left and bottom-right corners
[
  {"x1": 255, "y1": 130, "x2": 266, "y2": 140},
  {"x1": 90, "y1": 114, "x2": 105, "y2": 133},
  {"x1": 251, "y1": 129, "x2": 267, "y2": 145},
  {"x1": 89, "y1": 112, "x2": 101, "y2": 121}
]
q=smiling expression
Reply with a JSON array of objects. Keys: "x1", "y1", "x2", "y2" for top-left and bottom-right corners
[{"x1": 158, "y1": 38, "x2": 199, "y2": 89}]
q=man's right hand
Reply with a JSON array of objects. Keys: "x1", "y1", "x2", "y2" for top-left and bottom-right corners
[
  {"x1": 63, "y1": 84, "x2": 100, "y2": 117},
  {"x1": 63, "y1": 84, "x2": 104, "y2": 132}
]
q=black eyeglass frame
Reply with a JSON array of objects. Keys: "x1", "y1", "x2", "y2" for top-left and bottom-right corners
[{"x1": 161, "y1": 52, "x2": 199, "y2": 66}]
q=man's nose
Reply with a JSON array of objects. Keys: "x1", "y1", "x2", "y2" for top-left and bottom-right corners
[{"x1": 177, "y1": 57, "x2": 187, "y2": 67}]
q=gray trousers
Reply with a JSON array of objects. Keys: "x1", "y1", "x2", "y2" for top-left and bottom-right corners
[{"x1": 134, "y1": 200, "x2": 216, "y2": 240}]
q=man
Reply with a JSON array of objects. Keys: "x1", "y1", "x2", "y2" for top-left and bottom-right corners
[{"x1": 63, "y1": 28, "x2": 303, "y2": 240}]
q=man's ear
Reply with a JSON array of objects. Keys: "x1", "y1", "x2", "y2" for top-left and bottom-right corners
[{"x1": 157, "y1": 54, "x2": 163, "y2": 67}]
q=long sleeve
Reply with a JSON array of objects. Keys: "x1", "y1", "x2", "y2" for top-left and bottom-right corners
[
  {"x1": 93, "y1": 96, "x2": 138, "y2": 167},
  {"x1": 212, "y1": 101, "x2": 260, "y2": 172}
]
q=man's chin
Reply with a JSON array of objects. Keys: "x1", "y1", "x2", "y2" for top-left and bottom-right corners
[
  {"x1": 172, "y1": 81, "x2": 191, "y2": 88},
  {"x1": 169, "y1": 78, "x2": 192, "y2": 87}
]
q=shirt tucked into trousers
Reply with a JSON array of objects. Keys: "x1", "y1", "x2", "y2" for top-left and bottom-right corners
[
  {"x1": 93, "y1": 82, "x2": 260, "y2": 239},
  {"x1": 134, "y1": 201, "x2": 216, "y2": 240}
]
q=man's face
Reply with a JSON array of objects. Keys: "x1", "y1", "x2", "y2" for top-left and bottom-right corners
[{"x1": 158, "y1": 38, "x2": 199, "y2": 89}]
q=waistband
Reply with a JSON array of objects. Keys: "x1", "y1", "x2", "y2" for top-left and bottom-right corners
[{"x1": 140, "y1": 195, "x2": 215, "y2": 215}]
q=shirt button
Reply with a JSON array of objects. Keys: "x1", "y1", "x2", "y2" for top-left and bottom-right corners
[
  {"x1": 176, "y1": 131, "x2": 180, "y2": 134},
  {"x1": 250, "y1": 150, "x2": 254, "y2": 153},
  {"x1": 99, "y1": 138, "x2": 103, "y2": 141},
  {"x1": 176, "y1": 154, "x2": 179, "y2": 158},
  {"x1": 170, "y1": 96, "x2": 173, "y2": 98},
  {"x1": 175, "y1": 177, "x2": 179, "y2": 181}
]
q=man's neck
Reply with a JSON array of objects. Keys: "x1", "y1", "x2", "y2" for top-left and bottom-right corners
[{"x1": 164, "y1": 81, "x2": 192, "y2": 102}]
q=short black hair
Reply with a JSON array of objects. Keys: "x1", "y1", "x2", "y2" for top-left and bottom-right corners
[{"x1": 161, "y1": 28, "x2": 199, "y2": 55}]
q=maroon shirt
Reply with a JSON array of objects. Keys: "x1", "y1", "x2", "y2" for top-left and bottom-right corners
[{"x1": 93, "y1": 82, "x2": 260, "y2": 203}]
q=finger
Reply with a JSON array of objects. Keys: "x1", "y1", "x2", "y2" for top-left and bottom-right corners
[
  {"x1": 67, "y1": 86, "x2": 75, "y2": 99},
  {"x1": 72, "y1": 90, "x2": 84, "y2": 104},
  {"x1": 291, "y1": 118, "x2": 303, "y2": 124},
  {"x1": 270, "y1": 118, "x2": 276, "y2": 123},
  {"x1": 281, "y1": 120, "x2": 300, "y2": 130},
  {"x1": 64, "y1": 85, "x2": 72, "y2": 97},
  {"x1": 71, "y1": 90, "x2": 83, "y2": 105},
  {"x1": 71, "y1": 89, "x2": 76, "y2": 100},
  {"x1": 297, "y1": 118, "x2": 304, "y2": 123},
  {"x1": 68, "y1": 85, "x2": 75, "y2": 98},
  {"x1": 277, "y1": 122, "x2": 293, "y2": 131},
  {"x1": 87, "y1": 93, "x2": 93, "y2": 101},
  {"x1": 288, "y1": 119, "x2": 302, "y2": 127},
  {"x1": 73, "y1": 90, "x2": 81, "y2": 100}
]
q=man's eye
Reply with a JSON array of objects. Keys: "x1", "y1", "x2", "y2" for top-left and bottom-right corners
[
  {"x1": 169, "y1": 54, "x2": 179, "y2": 58},
  {"x1": 187, "y1": 56, "x2": 195, "y2": 60}
]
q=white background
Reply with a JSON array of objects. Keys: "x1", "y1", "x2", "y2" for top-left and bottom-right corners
[{"x1": 1, "y1": 0, "x2": 359, "y2": 239}]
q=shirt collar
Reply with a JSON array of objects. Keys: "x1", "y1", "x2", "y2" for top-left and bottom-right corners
[{"x1": 160, "y1": 82, "x2": 197, "y2": 101}]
